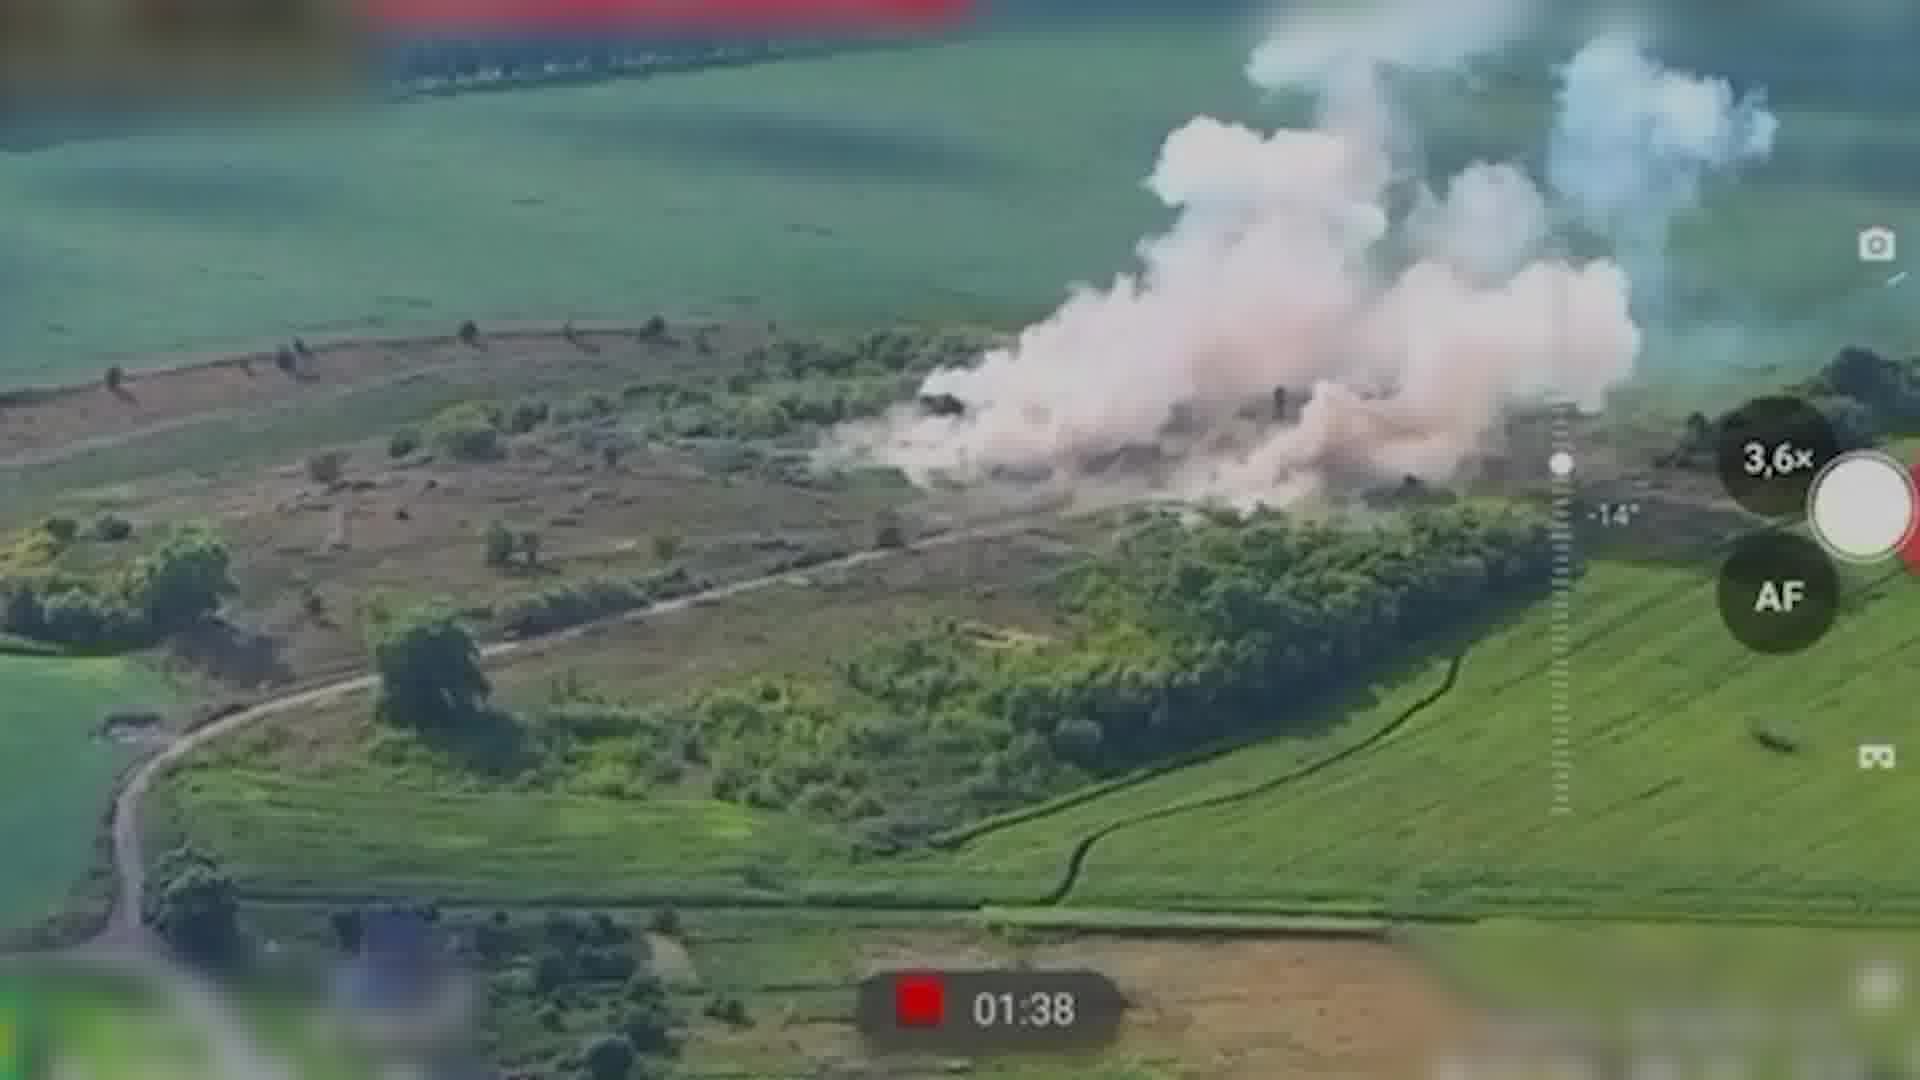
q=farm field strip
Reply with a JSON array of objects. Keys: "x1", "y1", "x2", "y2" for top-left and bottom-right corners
[
  {"x1": 0, "y1": 20, "x2": 1914, "y2": 383},
  {"x1": 1044, "y1": 561, "x2": 1920, "y2": 917},
  {"x1": 158, "y1": 552, "x2": 1920, "y2": 923}
]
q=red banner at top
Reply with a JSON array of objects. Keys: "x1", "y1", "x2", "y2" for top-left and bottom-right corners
[{"x1": 369, "y1": 0, "x2": 972, "y2": 29}]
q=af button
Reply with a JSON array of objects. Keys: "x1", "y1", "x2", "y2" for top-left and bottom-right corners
[{"x1": 1717, "y1": 531, "x2": 1839, "y2": 655}]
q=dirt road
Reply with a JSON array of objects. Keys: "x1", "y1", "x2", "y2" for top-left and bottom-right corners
[{"x1": 102, "y1": 510, "x2": 1059, "y2": 946}]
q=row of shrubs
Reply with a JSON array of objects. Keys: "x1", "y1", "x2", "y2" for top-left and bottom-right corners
[
  {"x1": 616, "y1": 329, "x2": 990, "y2": 443},
  {"x1": 382, "y1": 328, "x2": 992, "y2": 468},
  {"x1": 497, "y1": 567, "x2": 707, "y2": 637},
  {"x1": 508, "y1": 541, "x2": 851, "y2": 632},
  {"x1": 0, "y1": 524, "x2": 233, "y2": 652},
  {"x1": 0, "y1": 516, "x2": 136, "y2": 591},
  {"x1": 391, "y1": 390, "x2": 628, "y2": 463},
  {"x1": 379, "y1": 36, "x2": 884, "y2": 101}
]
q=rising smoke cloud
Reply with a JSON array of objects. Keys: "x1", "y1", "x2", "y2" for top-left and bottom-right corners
[
  {"x1": 1548, "y1": 29, "x2": 1778, "y2": 298},
  {"x1": 825, "y1": 0, "x2": 1773, "y2": 509}
]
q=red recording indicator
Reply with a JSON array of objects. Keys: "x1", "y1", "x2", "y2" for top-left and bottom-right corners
[
  {"x1": 369, "y1": 0, "x2": 971, "y2": 29},
  {"x1": 894, "y1": 972, "x2": 946, "y2": 1029},
  {"x1": 1901, "y1": 460, "x2": 1920, "y2": 574}
]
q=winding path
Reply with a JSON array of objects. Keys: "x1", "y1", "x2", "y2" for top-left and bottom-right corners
[
  {"x1": 57, "y1": 505, "x2": 1483, "y2": 1078},
  {"x1": 100, "y1": 511, "x2": 1059, "y2": 947}
]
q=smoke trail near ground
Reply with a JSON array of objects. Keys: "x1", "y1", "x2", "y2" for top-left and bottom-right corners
[{"x1": 824, "y1": 0, "x2": 1767, "y2": 509}]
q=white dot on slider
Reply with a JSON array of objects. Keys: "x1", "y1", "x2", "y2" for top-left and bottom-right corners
[{"x1": 1548, "y1": 451, "x2": 1575, "y2": 478}]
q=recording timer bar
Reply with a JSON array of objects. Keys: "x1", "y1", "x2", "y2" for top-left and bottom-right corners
[{"x1": 856, "y1": 969, "x2": 1127, "y2": 1055}]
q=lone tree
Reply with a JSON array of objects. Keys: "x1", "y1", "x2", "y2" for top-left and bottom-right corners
[
  {"x1": 119, "y1": 524, "x2": 236, "y2": 632},
  {"x1": 484, "y1": 521, "x2": 517, "y2": 568},
  {"x1": 457, "y1": 320, "x2": 481, "y2": 347},
  {"x1": 330, "y1": 908, "x2": 363, "y2": 952},
  {"x1": 563, "y1": 321, "x2": 599, "y2": 353},
  {"x1": 40, "y1": 516, "x2": 78, "y2": 546},
  {"x1": 103, "y1": 365, "x2": 125, "y2": 393},
  {"x1": 305, "y1": 451, "x2": 345, "y2": 487},
  {"x1": 366, "y1": 602, "x2": 491, "y2": 731},
  {"x1": 91, "y1": 513, "x2": 134, "y2": 542},
  {"x1": 583, "y1": 1033, "x2": 637, "y2": 1080},
  {"x1": 144, "y1": 847, "x2": 244, "y2": 971},
  {"x1": 427, "y1": 402, "x2": 504, "y2": 462}
]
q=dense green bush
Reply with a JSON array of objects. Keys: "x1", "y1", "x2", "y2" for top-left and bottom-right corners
[
  {"x1": 124, "y1": 524, "x2": 236, "y2": 631},
  {"x1": 582, "y1": 1034, "x2": 635, "y2": 1080},
  {"x1": 0, "y1": 523, "x2": 235, "y2": 651},
  {"x1": 365, "y1": 601, "x2": 492, "y2": 731},
  {"x1": 426, "y1": 402, "x2": 505, "y2": 462},
  {"x1": 143, "y1": 847, "x2": 244, "y2": 972}
]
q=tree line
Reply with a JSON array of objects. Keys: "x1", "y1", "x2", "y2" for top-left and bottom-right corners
[
  {"x1": 374, "y1": 502, "x2": 1553, "y2": 852},
  {"x1": 0, "y1": 522, "x2": 234, "y2": 651},
  {"x1": 1663, "y1": 345, "x2": 1920, "y2": 467}
]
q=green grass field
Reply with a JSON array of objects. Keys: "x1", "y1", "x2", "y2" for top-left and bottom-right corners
[
  {"x1": 0, "y1": 22, "x2": 1248, "y2": 380},
  {"x1": 0, "y1": 655, "x2": 176, "y2": 931},
  {"x1": 958, "y1": 557, "x2": 1920, "y2": 920},
  {"x1": 0, "y1": 18, "x2": 1912, "y2": 386},
  {"x1": 158, "y1": 553, "x2": 1920, "y2": 923}
]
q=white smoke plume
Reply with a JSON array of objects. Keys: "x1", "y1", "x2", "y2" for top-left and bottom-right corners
[
  {"x1": 1547, "y1": 31, "x2": 1778, "y2": 295},
  {"x1": 825, "y1": 1, "x2": 1765, "y2": 510}
]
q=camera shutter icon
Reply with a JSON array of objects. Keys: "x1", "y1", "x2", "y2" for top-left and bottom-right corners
[{"x1": 1860, "y1": 226, "x2": 1898, "y2": 263}]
